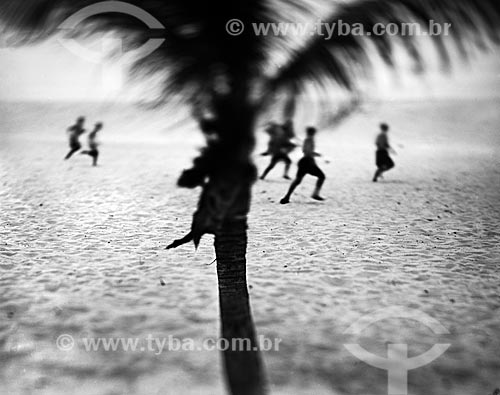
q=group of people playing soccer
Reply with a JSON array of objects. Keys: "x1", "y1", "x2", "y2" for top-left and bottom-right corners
[
  {"x1": 259, "y1": 120, "x2": 327, "y2": 204},
  {"x1": 64, "y1": 115, "x2": 396, "y2": 203},
  {"x1": 64, "y1": 116, "x2": 103, "y2": 166},
  {"x1": 260, "y1": 120, "x2": 395, "y2": 203}
]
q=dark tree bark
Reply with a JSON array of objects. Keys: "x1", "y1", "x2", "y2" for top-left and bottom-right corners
[
  {"x1": 168, "y1": 83, "x2": 267, "y2": 393},
  {"x1": 216, "y1": 217, "x2": 268, "y2": 395}
]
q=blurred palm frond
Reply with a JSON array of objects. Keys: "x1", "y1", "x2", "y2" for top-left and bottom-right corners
[
  {"x1": 268, "y1": 0, "x2": 500, "y2": 94},
  {"x1": 1, "y1": 0, "x2": 277, "y2": 106},
  {"x1": 1, "y1": 0, "x2": 500, "y2": 106}
]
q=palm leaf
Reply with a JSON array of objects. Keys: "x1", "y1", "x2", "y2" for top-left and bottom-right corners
[
  {"x1": 267, "y1": 0, "x2": 500, "y2": 94},
  {"x1": 1, "y1": 0, "x2": 277, "y2": 106}
]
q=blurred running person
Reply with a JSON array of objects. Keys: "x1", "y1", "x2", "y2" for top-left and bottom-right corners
[
  {"x1": 280, "y1": 126, "x2": 325, "y2": 204},
  {"x1": 64, "y1": 116, "x2": 86, "y2": 160},
  {"x1": 372, "y1": 123, "x2": 396, "y2": 182},
  {"x1": 81, "y1": 122, "x2": 103, "y2": 166},
  {"x1": 260, "y1": 122, "x2": 296, "y2": 180}
]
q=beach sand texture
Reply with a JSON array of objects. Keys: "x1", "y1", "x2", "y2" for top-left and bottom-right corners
[{"x1": 1, "y1": 99, "x2": 499, "y2": 394}]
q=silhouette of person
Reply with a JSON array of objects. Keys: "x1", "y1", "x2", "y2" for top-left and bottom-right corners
[
  {"x1": 373, "y1": 123, "x2": 396, "y2": 182},
  {"x1": 280, "y1": 126, "x2": 325, "y2": 204},
  {"x1": 81, "y1": 122, "x2": 103, "y2": 166},
  {"x1": 64, "y1": 116, "x2": 86, "y2": 160},
  {"x1": 260, "y1": 121, "x2": 296, "y2": 180}
]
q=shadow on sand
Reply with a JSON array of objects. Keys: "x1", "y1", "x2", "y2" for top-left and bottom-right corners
[{"x1": 374, "y1": 179, "x2": 407, "y2": 185}]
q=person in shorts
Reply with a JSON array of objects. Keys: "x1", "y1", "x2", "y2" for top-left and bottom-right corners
[
  {"x1": 64, "y1": 116, "x2": 86, "y2": 160},
  {"x1": 260, "y1": 122, "x2": 296, "y2": 180},
  {"x1": 81, "y1": 122, "x2": 103, "y2": 166},
  {"x1": 280, "y1": 126, "x2": 325, "y2": 204}
]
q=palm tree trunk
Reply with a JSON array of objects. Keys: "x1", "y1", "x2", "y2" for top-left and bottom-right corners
[{"x1": 215, "y1": 216, "x2": 268, "y2": 395}]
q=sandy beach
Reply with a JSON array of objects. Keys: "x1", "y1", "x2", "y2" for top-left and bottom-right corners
[{"x1": 1, "y1": 98, "x2": 500, "y2": 395}]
